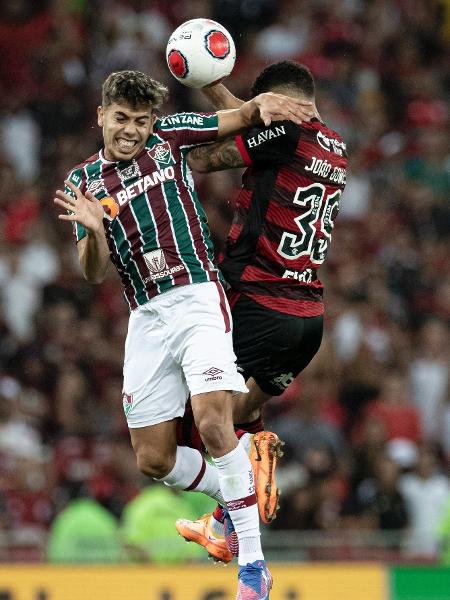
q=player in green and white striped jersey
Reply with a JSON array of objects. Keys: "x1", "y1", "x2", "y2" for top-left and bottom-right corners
[{"x1": 54, "y1": 70, "x2": 313, "y2": 574}]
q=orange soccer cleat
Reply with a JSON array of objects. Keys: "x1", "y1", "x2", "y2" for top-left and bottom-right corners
[
  {"x1": 175, "y1": 513, "x2": 233, "y2": 564},
  {"x1": 249, "y1": 431, "x2": 284, "y2": 524}
]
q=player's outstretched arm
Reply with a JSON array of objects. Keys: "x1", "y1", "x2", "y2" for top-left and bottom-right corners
[
  {"x1": 216, "y1": 92, "x2": 314, "y2": 138},
  {"x1": 54, "y1": 180, "x2": 110, "y2": 284},
  {"x1": 202, "y1": 82, "x2": 244, "y2": 110}
]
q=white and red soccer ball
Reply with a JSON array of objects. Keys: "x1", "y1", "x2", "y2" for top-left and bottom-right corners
[{"x1": 166, "y1": 19, "x2": 236, "y2": 89}]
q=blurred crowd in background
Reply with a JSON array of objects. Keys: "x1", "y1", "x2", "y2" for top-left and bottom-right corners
[{"x1": 0, "y1": 0, "x2": 449, "y2": 563}]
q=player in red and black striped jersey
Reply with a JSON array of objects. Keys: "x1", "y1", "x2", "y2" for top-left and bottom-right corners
[
  {"x1": 188, "y1": 61, "x2": 347, "y2": 419},
  {"x1": 176, "y1": 64, "x2": 347, "y2": 552}
]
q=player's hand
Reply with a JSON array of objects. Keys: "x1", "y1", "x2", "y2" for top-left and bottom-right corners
[
  {"x1": 54, "y1": 180, "x2": 105, "y2": 234},
  {"x1": 253, "y1": 92, "x2": 315, "y2": 126}
]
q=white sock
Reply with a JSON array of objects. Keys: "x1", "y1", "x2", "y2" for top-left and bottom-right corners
[
  {"x1": 156, "y1": 446, "x2": 224, "y2": 504},
  {"x1": 212, "y1": 444, "x2": 264, "y2": 565},
  {"x1": 239, "y1": 432, "x2": 252, "y2": 454}
]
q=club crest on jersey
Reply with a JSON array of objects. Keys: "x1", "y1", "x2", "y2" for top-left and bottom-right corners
[
  {"x1": 205, "y1": 30, "x2": 230, "y2": 59},
  {"x1": 118, "y1": 160, "x2": 140, "y2": 182},
  {"x1": 122, "y1": 392, "x2": 133, "y2": 417},
  {"x1": 316, "y1": 131, "x2": 346, "y2": 156},
  {"x1": 86, "y1": 178, "x2": 107, "y2": 197},
  {"x1": 147, "y1": 142, "x2": 173, "y2": 166}
]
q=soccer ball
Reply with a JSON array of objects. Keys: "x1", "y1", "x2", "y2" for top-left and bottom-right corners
[{"x1": 166, "y1": 19, "x2": 236, "y2": 89}]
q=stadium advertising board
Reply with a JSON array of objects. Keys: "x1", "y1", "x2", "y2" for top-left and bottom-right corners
[{"x1": 0, "y1": 564, "x2": 384, "y2": 600}]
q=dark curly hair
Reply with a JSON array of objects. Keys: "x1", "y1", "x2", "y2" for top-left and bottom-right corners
[
  {"x1": 250, "y1": 61, "x2": 315, "y2": 98},
  {"x1": 102, "y1": 70, "x2": 169, "y2": 110}
]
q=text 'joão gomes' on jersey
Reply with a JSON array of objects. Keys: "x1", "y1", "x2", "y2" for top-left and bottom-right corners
[
  {"x1": 220, "y1": 118, "x2": 348, "y2": 318},
  {"x1": 65, "y1": 113, "x2": 221, "y2": 310}
]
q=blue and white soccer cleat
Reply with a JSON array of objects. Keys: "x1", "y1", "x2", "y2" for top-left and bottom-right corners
[
  {"x1": 236, "y1": 560, "x2": 273, "y2": 599},
  {"x1": 222, "y1": 507, "x2": 239, "y2": 557}
]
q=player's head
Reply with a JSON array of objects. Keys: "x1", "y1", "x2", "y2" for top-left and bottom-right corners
[
  {"x1": 251, "y1": 61, "x2": 315, "y2": 100},
  {"x1": 98, "y1": 70, "x2": 169, "y2": 161}
]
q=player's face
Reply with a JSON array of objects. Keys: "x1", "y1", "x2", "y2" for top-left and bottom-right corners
[{"x1": 98, "y1": 102, "x2": 156, "y2": 161}]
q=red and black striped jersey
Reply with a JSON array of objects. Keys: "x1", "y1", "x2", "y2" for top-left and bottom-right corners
[{"x1": 220, "y1": 118, "x2": 347, "y2": 317}]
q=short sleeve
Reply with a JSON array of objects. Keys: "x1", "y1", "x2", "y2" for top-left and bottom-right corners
[
  {"x1": 157, "y1": 112, "x2": 219, "y2": 149},
  {"x1": 65, "y1": 168, "x2": 87, "y2": 243},
  {"x1": 235, "y1": 120, "x2": 300, "y2": 167}
]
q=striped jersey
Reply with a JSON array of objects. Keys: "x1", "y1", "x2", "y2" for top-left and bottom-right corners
[
  {"x1": 220, "y1": 118, "x2": 348, "y2": 317},
  {"x1": 66, "y1": 112, "x2": 220, "y2": 310}
]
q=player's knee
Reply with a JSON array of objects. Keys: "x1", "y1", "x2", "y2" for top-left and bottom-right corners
[{"x1": 135, "y1": 446, "x2": 175, "y2": 479}]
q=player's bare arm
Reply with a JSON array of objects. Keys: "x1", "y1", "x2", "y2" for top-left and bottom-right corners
[
  {"x1": 54, "y1": 180, "x2": 110, "y2": 284},
  {"x1": 217, "y1": 91, "x2": 314, "y2": 137},
  {"x1": 187, "y1": 138, "x2": 245, "y2": 173},
  {"x1": 202, "y1": 82, "x2": 243, "y2": 109}
]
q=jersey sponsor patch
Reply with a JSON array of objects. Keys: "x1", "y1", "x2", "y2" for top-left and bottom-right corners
[
  {"x1": 143, "y1": 249, "x2": 185, "y2": 282},
  {"x1": 246, "y1": 125, "x2": 286, "y2": 149},
  {"x1": 118, "y1": 160, "x2": 141, "y2": 182},
  {"x1": 316, "y1": 130, "x2": 347, "y2": 156},
  {"x1": 100, "y1": 196, "x2": 119, "y2": 220}
]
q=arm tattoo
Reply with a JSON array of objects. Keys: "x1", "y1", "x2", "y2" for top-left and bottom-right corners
[{"x1": 189, "y1": 138, "x2": 246, "y2": 172}]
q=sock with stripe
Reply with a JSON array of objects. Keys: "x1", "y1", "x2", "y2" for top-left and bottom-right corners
[
  {"x1": 156, "y1": 445, "x2": 224, "y2": 504},
  {"x1": 212, "y1": 443, "x2": 264, "y2": 566}
]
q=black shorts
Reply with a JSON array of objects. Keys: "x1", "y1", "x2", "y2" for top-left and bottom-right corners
[{"x1": 231, "y1": 294, "x2": 323, "y2": 396}]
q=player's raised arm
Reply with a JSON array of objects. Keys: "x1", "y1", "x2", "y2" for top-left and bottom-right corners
[
  {"x1": 202, "y1": 83, "x2": 243, "y2": 110},
  {"x1": 216, "y1": 91, "x2": 314, "y2": 138},
  {"x1": 54, "y1": 180, "x2": 110, "y2": 284}
]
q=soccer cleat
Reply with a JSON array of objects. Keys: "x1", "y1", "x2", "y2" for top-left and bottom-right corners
[
  {"x1": 249, "y1": 431, "x2": 284, "y2": 524},
  {"x1": 237, "y1": 560, "x2": 273, "y2": 599},
  {"x1": 175, "y1": 513, "x2": 233, "y2": 564},
  {"x1": 223, "y1": 507, "x2": 239, "y2": 557}
]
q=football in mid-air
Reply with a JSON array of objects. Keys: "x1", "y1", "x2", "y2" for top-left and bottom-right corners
[{"x1": 166, "y1": 19, "x2": 236, "y2": 89}]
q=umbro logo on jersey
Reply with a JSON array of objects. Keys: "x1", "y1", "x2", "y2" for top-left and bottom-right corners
[
  {"x1": 203, "y1": 367, "x2": 224, "y2": 382},
  {"x1": 86, "y1": 178, "x2": 107, "y2": 197},
  {"x1": 143, "y1": 248, "x2": 185, "y2": 283},
  {"x1": 147, "y1": 142, "x2": 173, "y2": 166},
  {"x1": 316, "y1": 131, "x2": 346, "y2": 156}
]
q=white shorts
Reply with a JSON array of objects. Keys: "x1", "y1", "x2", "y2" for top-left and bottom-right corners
[{"x1": 122, "y1": 281, "x2": 247, "y2": 428}]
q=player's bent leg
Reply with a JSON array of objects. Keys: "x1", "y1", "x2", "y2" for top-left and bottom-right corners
[
  {"x1": 130, "y1": 420, "x2": 178, "y2": 478},
  {"x1": 232, "y1": 377, "x2": 272, "y2": 425},
  {"x1": 233, "y1": 379, "x2": 283, "y2": 524},
  {"x1": 130, "y1": 420, "x2": 225, "y2": 504},
  {"x1": 191, "y1": 390, "x2": 265, "y2": 571}
]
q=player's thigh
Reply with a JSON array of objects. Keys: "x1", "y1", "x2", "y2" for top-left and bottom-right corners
[
  {"x1": 123, "y1": 305, "x2": 188, "y2": 429},
  {"x1": 165, "y1": 281, "x2": 247, "y2": 397},
  {"x1": 129, "y1": 419, "x2": 178, "y2": 471},
  {"x1": 231, "y1": 294, "x2": 323, "y2": 395}
]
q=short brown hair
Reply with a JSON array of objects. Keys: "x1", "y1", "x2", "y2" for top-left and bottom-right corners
[{"x1": 102, "y1": 70, "x2": 169, "y2": 110}]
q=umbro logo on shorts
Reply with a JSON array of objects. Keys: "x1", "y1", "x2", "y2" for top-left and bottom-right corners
[{"x1": 203, "y1": 367, "x2": 223, "y2": 382}]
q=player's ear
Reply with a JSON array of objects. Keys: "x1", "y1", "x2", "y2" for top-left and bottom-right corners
[{"x1": 97, "y1": 106, "x2": 104, "y2": 127}]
